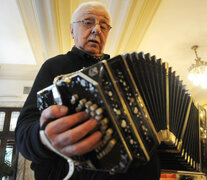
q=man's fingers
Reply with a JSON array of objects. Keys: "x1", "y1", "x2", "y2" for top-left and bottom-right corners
[
  {"x1": 40, "y1": 105, "x2": 102, "y2": 158},
  {"x1": 60, "y1": 131, "x2": 102, "y2": 156},
  {"x1": 40, "y1": 105, "x2": 68, "y2": 126},
  {"x1": 51, "y1": 118, "x2": 98, "y2": 147},
  {"x1": 46, "y1": 111, "x2": 90, "y2": 134}
]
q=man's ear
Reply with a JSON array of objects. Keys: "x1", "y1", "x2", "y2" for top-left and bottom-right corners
[{"x1": 70, "y1": 24, "x2": 74, "y2": 39}]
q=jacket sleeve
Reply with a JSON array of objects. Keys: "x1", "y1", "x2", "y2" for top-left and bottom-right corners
[{"x1": 15, "y1": 60, "x2": 59, "y2": 163}]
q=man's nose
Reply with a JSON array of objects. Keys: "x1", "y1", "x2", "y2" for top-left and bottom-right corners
[{"x1": 91, "y1": 24, "x2": 101, "y2": 34}]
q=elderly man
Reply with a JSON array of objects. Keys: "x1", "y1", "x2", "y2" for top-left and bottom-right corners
[{"x1": 15, "y1": 2, "x2": 160, "y2": 180}]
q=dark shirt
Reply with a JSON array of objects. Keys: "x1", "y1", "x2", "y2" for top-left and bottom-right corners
[{"x1": 15, "y1": 46, "x2": 160, "y2": 180}]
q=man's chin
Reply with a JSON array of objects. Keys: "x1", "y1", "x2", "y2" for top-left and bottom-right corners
[{"x1": 82, "y1": 47, "x2": 103, "y2": 56}]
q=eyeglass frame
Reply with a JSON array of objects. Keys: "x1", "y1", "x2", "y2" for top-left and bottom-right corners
[{"x1": 72, "y1": 18, "x2": 112, "y2": 32}]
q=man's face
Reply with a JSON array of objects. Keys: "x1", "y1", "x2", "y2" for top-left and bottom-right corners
[{"x1": 71, "y1": 6, "x2": 111, "y2": 56}]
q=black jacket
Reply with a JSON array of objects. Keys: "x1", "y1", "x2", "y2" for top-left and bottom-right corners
[{"x1": 15, "y1": 46, "x2": 160, "y2": 180}]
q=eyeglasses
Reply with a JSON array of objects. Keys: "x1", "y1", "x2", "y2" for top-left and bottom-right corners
[{"x1": 73, "y1": 18, "x2": 112, "y2": 32}]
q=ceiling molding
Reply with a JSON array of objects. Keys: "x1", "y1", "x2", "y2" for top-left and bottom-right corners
[
  {"x1": 52, "y1": 0, "x2": 76, "y2": 54},
  {"x1": 117, "y1": 0, "x2": 162, "y2": 54},
  {"x1": 17, "y1": 0, "x2": 45, "y2": 66},
  {"x1": 31, "y1": 0, "x2": 60, "y2": 58},
  {"x1": 0, "y1": 64, "x2": 38, "y2": 80},
  {"x1": 0, "y1": 100, "x2": 25, "y2": 108},
  {"x1": 104, "y1": 0, "x2": 135, "y2": 56}
]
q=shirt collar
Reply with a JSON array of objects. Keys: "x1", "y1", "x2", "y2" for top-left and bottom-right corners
[{"x1": 71, "y1": 46, "x2": 110, "y2": 62}]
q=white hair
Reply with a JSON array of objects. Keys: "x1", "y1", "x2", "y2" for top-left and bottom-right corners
[{"x1": 71, "y1": 1, "x2": 111, "y2": 24}]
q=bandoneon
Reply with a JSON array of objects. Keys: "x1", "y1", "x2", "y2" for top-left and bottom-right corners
[{"x1": 37, "y1": 52, "x2": 207, "y2": 174}]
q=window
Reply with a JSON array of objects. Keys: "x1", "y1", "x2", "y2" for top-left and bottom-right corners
[
  {"x1": 0, "y1": 112, "x2": 6, "y2": 131},
  {"x1": 0, "y1": 107, "x2": 21, "y2": 179},
  {"x1": 9, "y1": 111, "x2": 20, "y2": 131},
  {"x1": 4, "y1": 140, "x2": 14, "y2": 166}
]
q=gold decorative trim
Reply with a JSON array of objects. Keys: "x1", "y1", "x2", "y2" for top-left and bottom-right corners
[{"x1": 158, "y1": 129, "x2": 176, "y2": 145}]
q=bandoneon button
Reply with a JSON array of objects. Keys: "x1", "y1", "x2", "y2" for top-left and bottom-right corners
[
  {"x1": 85, "y1": 101, "x2": 92, "y2": 108},
  {"x1": 90, "y1": 104, "x2": 98, "y2": 111},
  {"x1": 96, "y1": 108, "x2": 103, "y2": 115},
  {"x1": 79, "y1": 98, "x2": 87, "y2": 105},
  {"x1": 71, "y1": 94, "x2": 79, "y2": 104}
]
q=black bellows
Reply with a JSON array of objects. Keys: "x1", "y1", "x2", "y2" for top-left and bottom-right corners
[{"x1": 37, "y1": 52, "x2": 207, "y2": 174}]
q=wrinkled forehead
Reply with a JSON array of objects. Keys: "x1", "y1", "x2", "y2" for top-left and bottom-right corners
[{"x1": 76, "y1": 6, "x2": 111, "y2": 23}]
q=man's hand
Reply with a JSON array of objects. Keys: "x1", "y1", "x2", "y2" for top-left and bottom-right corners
[{"x1": 39, "y1": 105, "x2": 102, "y2": 157}]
